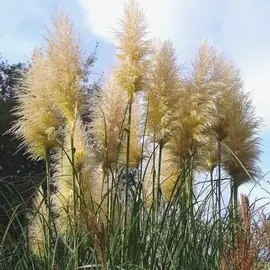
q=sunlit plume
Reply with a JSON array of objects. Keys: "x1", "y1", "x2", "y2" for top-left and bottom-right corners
[
  {"x1": 52, "y1": 119, "x2": 105, "y2": 233},
  {"x1": 12, "y1": 48, "x2": 61, "y2": 160},
  {"x1": 115, "y1": 0, "x2": 150, "y2": 102},
  {"x1": 146, "y1": 40, "x2": 182, "y2": 146},
  {"x1": 45, "y1": 12, "x2": 86, "y2": 128}
]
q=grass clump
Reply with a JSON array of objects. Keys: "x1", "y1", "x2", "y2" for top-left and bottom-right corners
[{"x1": 1, "y1": 1, "x2": 267, "y2": 270}]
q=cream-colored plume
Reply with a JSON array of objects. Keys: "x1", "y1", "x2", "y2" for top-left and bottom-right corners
[
  {"x1": 52, "y1": 119, "x2": 106, "y2": 234},
  {"x1": 45, "y1": 12, "x2": 86, "y2": 127},
  {"x1": 145, "y1": 40, "x2": 182, "y2": 145},
  {"x1": 92, "y1": 76, "x2": 128, "y2": 169},
  {"x1": 115, "y1": 0, "x2": 150, "y2": 101},
  {"x1": 12, "y1": 48, "x2": 61, "y2": 160},
  {"x1": 28, "y1": 186, "x2": 48, "y2": 257}
]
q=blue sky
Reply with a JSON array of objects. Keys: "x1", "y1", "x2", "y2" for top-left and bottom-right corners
[{"x1": 1, "y1": 0, "x2": 270, "y2": 203}]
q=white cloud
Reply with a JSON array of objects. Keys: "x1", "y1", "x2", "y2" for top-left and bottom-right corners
[
  {"x1": 243, "y1": 64, "x2": 270, "y2": 131},
  {"x1": 77, "y1": 0, "x2": 121, "y2": 41},
  {"x1": 77, "y1": 0, "x2": 215, "y2": 52},
  {"x1": 77, "y1": 0, "x2": 270, "y2": 132}
]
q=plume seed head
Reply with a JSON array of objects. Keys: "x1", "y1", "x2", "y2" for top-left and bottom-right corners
[
  {"x1": 146, "y1": 40, "x2": 182, "y2": 145},
  {"x1": 12, "y1": 48, "x2": 61, "y2": 160},
  {"x1": 92, "y1": 76, "x2": 128, "y2": 169},
  {"x1": 28, "y1": 186, "x2": 48, "y2": 257},
  {"x1": 222, "y1": 92, "x2": 262, "y2": 185},
  {"x1": 45, "y1": 11, "x2": 86, "y2": 126},
  {"x1": 52, "y1": 119, "x2": 106, "y2": 233},
  {"x1": 115, "y1": 0, "x2": 150, "y2": 100}
]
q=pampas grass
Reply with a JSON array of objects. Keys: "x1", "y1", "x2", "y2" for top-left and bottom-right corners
[
  {"x1": 92, "y1": 76, "x2": 128, "y2": 170},
  {"x1": 115, "y1": 0, "x2": 150, "y2": 101},
  {"x1": 222, "y1": 92, "x2": 262, "y2": 186},
  {"x1": 3, "y1": 1, "x2": 266, "y2": 269},
  {"x1": 45, "y1": 12, "x2": 86, "y2": 127},
  {"x1": 52, "y1": 118, "x2": 105, "y2": 234},
  {"x1": 28, "y1": 186, "x2": 48, "y2": 257},
  {"x1": 12, "y1": 48, "x2": 61, "y2": 160},
  {"x1": 145, "y1": 40, "x2": 181, "y2": 143}
]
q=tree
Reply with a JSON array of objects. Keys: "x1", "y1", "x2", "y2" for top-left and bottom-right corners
[{"x1": 0, "y1": 58, "x2": 46, "y2": 179}]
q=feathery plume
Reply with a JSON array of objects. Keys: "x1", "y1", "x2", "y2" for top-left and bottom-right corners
[
  {"x1": 146, "y1": 40, "x2": 182, "y2": 145},
  {"x1": 28, "y1": 186, "x2": 48, "y2": 257},
  {"x1": 211, "y1": 49, "x2": 243, "y2": 142},
  {"x1": 168, "y1": 41, "x2": 241, "y2": 171},
  {"x1": 12, "y1": 48, "x2": 61, "y2": 160},
  {"x1": 167, "y1": 41, "x2": 219, "y2": 168},
  {"x1": 192, "y1": 40, "x2": 213, "y2": 87},
  {"x1": 167, "y1": 83, "x2": 216, "y2": 170},
  {"x1": 222, "y1": 92, "x2": 262, "y2": 186},
  {"x1": 165, "y1": 41, "x2": 219, "y2": 204},
  {"x1": 52, "y1": 119, "x2": 105, "y2": 234},
  {"x1": 45, "y1": 12, "x2": 86, "y2": 127},
  {"x1": 115, "y1": 0, "x2": 149, "y2": 101},
  {"x1": 92, "y1": 76, "x2": 128, "y2": 169}
]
